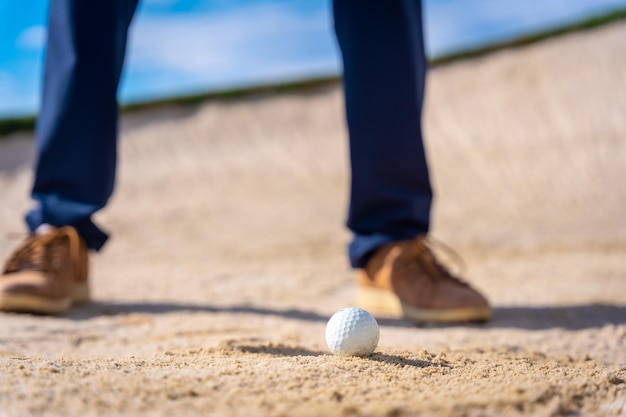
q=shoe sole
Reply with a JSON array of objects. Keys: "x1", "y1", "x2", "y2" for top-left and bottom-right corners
[
  {"x1": 0, "y1": 282, "x2": 90, "y2": 315},
  {"x1": 356, "y1": 285, "x2": 491, "y2": 324}
]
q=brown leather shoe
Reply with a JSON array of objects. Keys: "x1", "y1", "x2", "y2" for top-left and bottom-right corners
[
  {"x1": 0, "y1": 226, "x2": 89, "y2": 314},
  {"x1": 356, "y1": 235, "x2": 491, "y2": 323}
]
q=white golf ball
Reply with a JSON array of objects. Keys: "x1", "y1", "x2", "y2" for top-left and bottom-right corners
[{"x1": 325, "y1": 307, "x2": 379, "y2": 356}]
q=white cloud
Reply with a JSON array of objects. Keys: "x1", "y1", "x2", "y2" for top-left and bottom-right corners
[
  {"x1": 124, "y1": 3, "x2": 337, "y2": 86},
  {"x1": 424, "y1": 0, "x2": 626, "y2": 55},
  {"x1": 17, "y1": 25, "x2": 47, "y2": 50}
]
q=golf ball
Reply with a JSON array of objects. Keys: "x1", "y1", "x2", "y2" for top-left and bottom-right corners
[{"x1": 326, "y1": 307, "x2": 379, "y2": 356}]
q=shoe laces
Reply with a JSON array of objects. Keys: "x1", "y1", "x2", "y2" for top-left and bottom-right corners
[
  {"x1": 408, "y1": 236, "x2": 469, "y2": 286},
  {"x1": 3, "y1": 226, "x2": 82, "y2": 275}
]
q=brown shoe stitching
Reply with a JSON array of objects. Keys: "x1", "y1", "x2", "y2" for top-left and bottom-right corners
[
  {"x1": 3, "y1": 227, "x2": 83, "y2": 278},
  {"x1": 407, "y1": 236, "x2": 470, "y2": 288}
]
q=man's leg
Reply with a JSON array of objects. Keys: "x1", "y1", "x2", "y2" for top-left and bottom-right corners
[
  {"x1": 333, "y1": 0, "x2": 432, "y2": 269},
  {"x1": 26, "y1": 0, "x2": 139, "y2": 251},
  {"x1": 0, "y1": 0, "x2": 139, "y2": 314},
  {"x1": 333, "y1": 0, "x2": 491, "y2": 323}
]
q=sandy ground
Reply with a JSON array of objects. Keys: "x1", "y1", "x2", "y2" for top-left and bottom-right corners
[{"x1": 1, "y1": 23, "x2": 626, "y2": 417}]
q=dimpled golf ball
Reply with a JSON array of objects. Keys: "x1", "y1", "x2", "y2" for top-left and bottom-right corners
[{"x1": 326, "y1": 307, "x2": 379, "y2": 356}]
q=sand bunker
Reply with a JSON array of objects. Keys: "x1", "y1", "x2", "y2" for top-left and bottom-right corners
[{"x1": 1, "y1": 22, "x2": 625, "y2": 417}]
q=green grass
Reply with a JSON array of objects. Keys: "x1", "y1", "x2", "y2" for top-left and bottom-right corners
[
  {"x1": 1, "y1": 7, "x2": 625, "y2": 137},
  {"x1": 120, "y1": 76, "x2": 341, "y2": 112},
  {"x1": 0, "y1": 115, "x2": 38, "y2": 136}
]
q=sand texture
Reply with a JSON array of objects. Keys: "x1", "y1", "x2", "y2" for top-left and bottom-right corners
[{"x1": 1, "y1": 22, "x2": 625, "y2": 417}]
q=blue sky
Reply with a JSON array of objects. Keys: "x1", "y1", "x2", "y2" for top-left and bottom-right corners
[{"x1": 0, "y1": 0, "x2": 624, "y2": 118}]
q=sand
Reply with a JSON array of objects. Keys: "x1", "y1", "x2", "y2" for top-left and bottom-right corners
[{"x1": 1, "y1": 22, "x2": 625, "y2": 417}]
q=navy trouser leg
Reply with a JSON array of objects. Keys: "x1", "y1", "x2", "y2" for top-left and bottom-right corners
[
  {"x1": 26, "y1": 0, "x2": 139, "y2": 250},
  {"x1": 333, "y1": 0, "x2": 432, "y2": 268}
]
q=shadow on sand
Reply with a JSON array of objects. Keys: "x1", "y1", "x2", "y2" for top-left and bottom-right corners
[
  {"x1": 217, "y1": 341, "x2": 439, "y2": 368},
  {"x1": 215, "y1": 339, "x2": 438, "y2": 367},
  {"x1": 220, "y1": 340, "x2": 325, "y2": 357},
  {"x1": 65, "y1": 301, "x2": 626, "y2": 330},
  {"x1": 66, "y1": 302, "x2": 408, "y2": 328}
]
